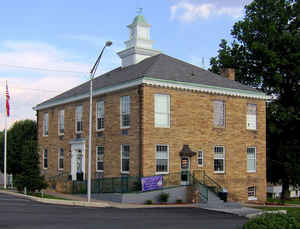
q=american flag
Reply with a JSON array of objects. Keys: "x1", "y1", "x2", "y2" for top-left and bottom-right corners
[{"x1": 6, "y1": 83, "x2": 10, "y2": 117}]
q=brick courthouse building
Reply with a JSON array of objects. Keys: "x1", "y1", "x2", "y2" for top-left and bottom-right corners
[{"x1": 34, "y1": 15, "x2": 268, "y2": 202}]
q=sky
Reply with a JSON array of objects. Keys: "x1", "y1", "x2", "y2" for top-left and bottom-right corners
[{"x1": 0, "y1": 0, "x2": 253, "y2": 129}]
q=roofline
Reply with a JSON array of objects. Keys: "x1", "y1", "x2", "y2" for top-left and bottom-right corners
[{"x1": 33, "y1": 77, "x2": 270, "y2": 111}]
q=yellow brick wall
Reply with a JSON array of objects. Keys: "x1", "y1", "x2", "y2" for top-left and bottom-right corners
[
  {"x1": 141, "y1": 85, "x2": 266, "y2": 202},
  {"x1": 38, "y1": 86, "x2": 141, "y2": 179}
]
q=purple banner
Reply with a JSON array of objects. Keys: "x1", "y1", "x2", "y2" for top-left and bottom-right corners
[{"x1": 141, "y1": 175, "x2": 163, "y2": 192}]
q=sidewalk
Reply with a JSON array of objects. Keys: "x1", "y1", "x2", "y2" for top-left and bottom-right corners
[{"x1": 45, "y1": 190, "x2": 197, "y2": 208}]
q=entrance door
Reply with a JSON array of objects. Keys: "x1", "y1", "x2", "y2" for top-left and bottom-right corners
[
  {"x1": 71, "y1": 143, "x2": 85, "y2": 181},
  {"x1": 181, "y1": 157, "x2": 190, "y2": 185}
]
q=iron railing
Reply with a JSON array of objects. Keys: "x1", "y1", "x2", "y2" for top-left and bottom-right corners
[
  {"x1": 192, "y1": 170, "x2": 224, "y2": 201},
  {"x1": 71, "y1": 172, "x2": 188, "y2": 194},
  {"x1": 192, "y1": 177, "x2": 208, "y2": 203},
  {"x1": 203, "y1": 171, "x2": 223, "y2": 194},
  {"x1": 72, "y1": 176, "x2": 141, "y2": 194}
]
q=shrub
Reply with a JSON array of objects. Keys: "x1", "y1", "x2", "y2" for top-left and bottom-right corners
[
  {"x1": 14, "y1": 174, "x2": 48, "y2": 193},
  {"x1": 158, "y1": 192, "x2": 169, "y2": 203},
  {"x1": 145, "y1": 200, "x2": 153, "y2": 205},
  {"x1": 176, "y1": 199, "x2": 183, "y2": 204},
  {"x1": 243, "y1": 213, "x2": 298, "y2": 229}
]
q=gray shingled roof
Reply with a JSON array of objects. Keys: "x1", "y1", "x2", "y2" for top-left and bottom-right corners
[{"x1": 36, "y1": 53, "x2": 260, "y2": 107}]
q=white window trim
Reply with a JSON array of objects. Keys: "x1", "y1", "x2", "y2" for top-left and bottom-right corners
[
  {"x1": 120, "y1": 96, "x2": 130, "y2": 129},
  {"x1": 96, "y1": 145, "x2": 104, "y2": 172},
  {"x1": 121, "y1": 144, "x2": 130, "y2": 174},
  {"x1": 154, "y1": 94, "x2": 170, "y2": 128},
  {"x1": 43, "y1": 113, "x2": 48, "y2": 137},
  {"x1": 213, "y1": 100, "x2": 226, "y2": 128},
  {"x1": 75, "y1": 105, "x2": 83, "y2": 133},
  {"x1": 248, "y1": 186, "x2": 257, "y2": 200},
  {"x1": 58, "y1": 110, "x2": 64, "y2": 136},
  {"x1": 96, "y1": 101, "x2": 104, "y2": 132},
  {"x1": 198, "y1": 150, "x2": 204, "y2": 167},
  {"x1": 247, "y1": 146, "x2": 257, "y2": 173},
  {"x1": 246, "y1": 104, "x2": 257, "y2": 130},
  {"x1": 43, "y1": 149, "x2": 48, "y2": 170},
  {"x1": 58, "y1": 148, "x2": 64, "y2": 171},
  {"x1": 155, "y1": 144, "x2": 169, "y2": 175},
  {"x1": 214, "y1": 145, "x2": 225, "y2": 174}
]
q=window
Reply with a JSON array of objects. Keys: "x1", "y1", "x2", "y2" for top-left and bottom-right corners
[
  {"x1": 154, "y1": 94, "x2": 170, "y2": 128},
  {"x1": 198, "y1": 150, "x2": 203, "y2": 167},
  {"x1": 247, "y1": 104, "x2": 257, "y2": 130},
  {"x1": 247, "y1": 147, "x2": 256, "y2": 172},
  {"x1": 43, "y1": 113, "x2": 48, "y2": 136},
  {"x1": 156, "y1": 145, "x2": 169, "y2": 174},
  {"x1": 214, "y1": 146, "x2": 225, "y2": 173},
  {"x1": 214, "y1": 101, "x2": 225, "y2": 127},
  {"x1": 75, "y1": 106, "x2": 83, "y2": 133},
  {"x1": 248, "y1": 186, "x2": 257, "y2": 200},
  {"x1": 121, "y1": 96, "x2": 130, "y2": 128},
  {"x1": 43, "y1": 149, "x2": 48, "y2": 169},
  {"x1": 58, "y1": 148, "x2": 64, "y2": 170},
  {"x1": 121, "y1": 144, "x2": 130, "y2": 173},
  {"x1": 96, "y1": 101, "x2": 104, "y2": 131},
  {"x1": 96, "y1": 145, "x2": 104, "y2": 172},
  {"x1": 58, "y1": 110, "x2": 64, "y2": 135}
]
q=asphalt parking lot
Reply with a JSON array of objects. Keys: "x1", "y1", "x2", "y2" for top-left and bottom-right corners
[{"x1": 0, "y1": 193, "x2": 247, "y2": 229}]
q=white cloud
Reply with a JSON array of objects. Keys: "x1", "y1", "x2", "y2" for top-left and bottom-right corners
[
  {"x1": 0, "y1": 40, "x2": 89, "y2": 73},
  {"x1": 170, "y1": 1, "x2": 244, "y2": 22},
  {"x1": 0, "y1": 40, "x2": 91, "y2": 129}
]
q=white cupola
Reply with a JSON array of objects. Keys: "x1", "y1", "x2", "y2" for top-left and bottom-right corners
[{"x1": 117, "y1": 13, "x2": 160, "y2": 67}]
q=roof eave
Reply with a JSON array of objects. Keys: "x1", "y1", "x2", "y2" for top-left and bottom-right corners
[{"x1": 33, "y1": 77, "x2": 270, "y2": 111}]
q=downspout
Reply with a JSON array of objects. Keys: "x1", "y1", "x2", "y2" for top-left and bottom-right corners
[{"x1": 138, "y1": 85, "x2": 144, "y2": 178}]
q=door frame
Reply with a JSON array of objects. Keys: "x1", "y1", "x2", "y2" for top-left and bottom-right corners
[
  {"x1": 70, "y1": 142, "x2": 85, "y2": 181},
  {"x1": 180, "y1": 157, "x2": 190, "y2": 185}
]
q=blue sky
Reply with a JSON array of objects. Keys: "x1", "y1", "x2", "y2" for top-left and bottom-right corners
[{"x1": 0, "y1": 0, "x2": 252, "y2": 128}]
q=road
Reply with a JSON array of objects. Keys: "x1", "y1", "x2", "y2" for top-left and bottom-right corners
[{"x1": 0, "y1": 193, "x2": 247, "y2": 229}]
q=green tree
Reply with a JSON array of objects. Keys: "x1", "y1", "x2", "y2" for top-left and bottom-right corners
[
  {"x1": 210, "y1": 0, "x2": 300, "y2": 199},
  {"x1": 0, "y1": 120, "x2": 47, "y2": 192}
]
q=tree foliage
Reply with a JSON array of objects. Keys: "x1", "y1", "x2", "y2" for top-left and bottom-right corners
[
  {"x1": 210, "y1": 0, "x2": 300, "y2": 198},
  {"x1": 0, "y1": 120, "x2": 47, "y2": 192}
]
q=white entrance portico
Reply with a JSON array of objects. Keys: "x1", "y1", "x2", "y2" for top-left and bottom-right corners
[{"x1": 70, "y1": 139, "x2": 86, "y2": 181}]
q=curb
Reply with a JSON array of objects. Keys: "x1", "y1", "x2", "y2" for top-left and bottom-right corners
[{"x1": 0, "y1": 190, "x2": 109, "y2": 208}]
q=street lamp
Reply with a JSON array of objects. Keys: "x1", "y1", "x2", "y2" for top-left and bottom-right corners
[{"x1": 87, "y1": 41, "x2": 112, "y2": 202}]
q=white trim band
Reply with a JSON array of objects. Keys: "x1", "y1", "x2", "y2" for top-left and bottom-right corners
[{"x1": 34, "y1": 77, "x2": 269, "y2": 111}]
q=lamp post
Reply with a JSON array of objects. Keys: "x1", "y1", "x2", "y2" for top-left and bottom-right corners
[{"x1": 88, "y1": 41, "x2": 112, "y2": 202}]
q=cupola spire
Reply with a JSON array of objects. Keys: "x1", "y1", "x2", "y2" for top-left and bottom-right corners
[{"x1": 117, "y1": 13, "x2": 160, "y2": 67}]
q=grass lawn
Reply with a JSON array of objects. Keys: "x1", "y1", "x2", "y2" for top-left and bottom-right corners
[
  {"x1": 267, "y1": 197, "x2": 300, "y2": 205},
  {"x1": 254, "y1": 206, "x2": 300, "y2": 223},
  {"x1": 31, "y1": 192, "x2": 70, "y2": 201}
]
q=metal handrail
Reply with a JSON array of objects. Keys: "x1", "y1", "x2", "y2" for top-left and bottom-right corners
[
  {"x1": 203, "y1": 171, "x2": 223, "y2": 194},
  {"x1": 192, "y1": 177, "x2": 208, "y2": 203}
]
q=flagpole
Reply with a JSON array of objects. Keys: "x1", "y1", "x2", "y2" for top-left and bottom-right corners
[
  {"x1": 4, "y1": 110, "x2": 7, "y2": 189},
  {"x1": 4, "y1": 81, "x2": 7, "y2": 189}
]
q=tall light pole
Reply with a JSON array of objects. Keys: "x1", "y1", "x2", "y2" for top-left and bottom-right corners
[{"x1": 88, "y1": 41, "x2": 112, "y2": 202}]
